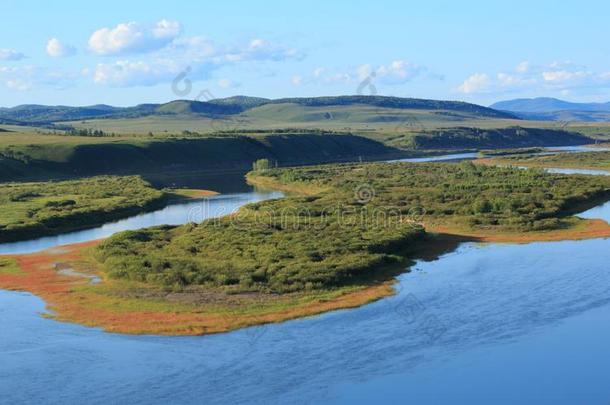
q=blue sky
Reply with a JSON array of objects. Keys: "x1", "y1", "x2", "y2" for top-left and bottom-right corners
[{"x1": 1, "y1": 0, "x2": 609, "y2": 107}]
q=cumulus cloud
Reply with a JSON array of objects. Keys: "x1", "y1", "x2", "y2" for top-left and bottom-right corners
[
  {"x1": 152, "y1": 19, "x2": 181, "y2": 39},
  {"x1": 295, "y1": 60, "x2": 431, "y2": 87},
  {"x1": 92, "y1": 59, "x2": 195, "y2": 87},
  {"x1": 88, "y1": 19, "x2": 182, "y2": 55},
  {"x1": 0, "y1": 49, "x2": 25, "y2": 61},
  {"x1": 90, "y1": 37, "x2": 301, "y2": 87},
  {"x1": 458, "y1": 60, "x2": 610, "y2": 95},
  {"x1": 46, "y1": 38, "x2": 77, "y2": 58},
  {"x1": 375, "y1": 60, "x2": 427, "y2": 83},
  {"x1": 542, "y1": 69, "x2": 589, "y2": 83},
  {"x1": 457, "y1": 73, "x2": 491, "y2": 94}
]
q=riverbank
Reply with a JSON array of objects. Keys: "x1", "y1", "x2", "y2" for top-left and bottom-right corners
[
  {"x1": 249, "y1": 171, "x2": 610, "y2": 244},
  {"x1": 3, "y1": 161, "x2": 610, "y2": 336},
  {"x1": 3, "y1": 208, "x2": 608, "y2": 336},
  {"x1": 475, "y1": 151, "x2": 610, "y2": 172},
  {"x1": 0, "y1": 175, "x2": 218, "y2": 244},
  {"x1": 0, "y1": 239, "x2": 401, "y2": 335}
]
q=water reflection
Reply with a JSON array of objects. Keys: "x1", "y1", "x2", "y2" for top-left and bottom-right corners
[
  {"x1": 0, "y1": 191, "x2": 283, "y2": 255},
  {"x1": 3, "y1": 239, "x2": 610, "y2": 404}
]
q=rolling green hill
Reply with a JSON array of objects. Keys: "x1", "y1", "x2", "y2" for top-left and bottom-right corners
[
  {"x1": 491, "y1": 98, "x2": 610, "y2": 122},
  {"x1": 491, "y1": 97, "x2": 610, "y2": 113},
  {"x1": 0, "y1": 95, "x2": 515, "y2": 125}
]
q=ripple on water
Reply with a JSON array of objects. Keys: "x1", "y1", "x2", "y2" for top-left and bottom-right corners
[{"x1": 3, "y1": 239, "x2": 610, "y2": 403}]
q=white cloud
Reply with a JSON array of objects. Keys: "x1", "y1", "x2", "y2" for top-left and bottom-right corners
[
  {"x1": 218, "y1": 78, "x2": 239, "y2": 88},
  {"x1": 516, "y1": 61, "x2": 530, "y2": 73},
  {"x1": 457, "y1": 73, "x2": 491, "y2": 94},
  {"x1": 356, "y1": 64, "x2": 373, "y2": 81},
  {"x1": 93, "y1": 59, "x2": 192, "y2": 87},
  {"x1": 225, "y1": 38, "x2": 302, "y2": 62},
  {"x1": 497, "y1": 72, "x2": 536, "y2": 89},
  {"x1": 170, "y1": 36, "x2": 216, "y2": 59},
  {"x1": 0, "y1": 49, "x2": 25, "y2": 61},
  {"x1": 296, "y1": 60, "x2": 430, "y2": 87},
  {"x1": 89, "y1": 36, "x2": 301, "y2": 88},
  {"x1": 542, "y1": 69, "x2": 589, "y2": 83},
  {"x1": 88, "y1": 20, "x2": 182, "y2": 55},
  {"x1": 375, "y1": 60, "x2": 425, "y2": 84},
  {"x1": 46, "y1": 38, "x2": 76, "y2": 58},
  {"x1": 313, "y1": 67, "x2": 325, "y2": 78},
  {"x1": 458, "y1": 60, "x2": 610, "y2": 96},
  {"x1": 5, "y1": 79, "x2": 30, "y2": 91},
  {"x1": 291, "y1": 75, "x2": 303, "y2": 86},
  {"x1": 0, "y1": 65, "x2": 78, "y2": 91},
  {"x1": 152, "y1": 19, "x2": 182, "y2": 39}
]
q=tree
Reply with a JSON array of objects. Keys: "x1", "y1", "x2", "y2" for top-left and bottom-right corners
[{"x1": 252, "y1": 159, "x2": 271, "y2": 172}]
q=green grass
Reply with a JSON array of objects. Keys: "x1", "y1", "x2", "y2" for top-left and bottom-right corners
[
  {"x1": 0, "y1": 258, "x2": 23, "y2": 276},
  {"x1": 95, "y1": 161, "x2": 610, "y2": 294},
  {"x1": 485, "y1": 151, "x2": 610, "y2": 171},
  {"x1": 0, "y1": 176, "x2": 166, "y2": 242}
]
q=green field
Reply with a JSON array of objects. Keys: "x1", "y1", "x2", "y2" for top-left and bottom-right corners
[{"x1": 63, "y1": 105, "x2": 610, "y2": 138}]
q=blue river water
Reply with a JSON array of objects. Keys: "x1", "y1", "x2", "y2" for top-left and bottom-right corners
[
  {"x1": 0, "y1": 191, "x2": 283, "y2": 255},
  {"x1": 1, "y1": 153, "x2": 610, "y2": 404}
]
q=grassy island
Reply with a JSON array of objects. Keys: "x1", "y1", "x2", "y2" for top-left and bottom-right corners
[
  {"x1": 477, "y1": 151, "x2": 610, "y2": 172},
  {"x1": 0, "y1": 176, "x2": 169, "y2": 243},
  {"x1": 2, "y1": 161, "x2": 610, "y2": 335}
]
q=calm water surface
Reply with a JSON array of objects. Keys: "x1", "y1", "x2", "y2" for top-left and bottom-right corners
[
  {"x1": 0, "y1": 191, "x2": 283, "y2": 255},
  {"x1": 2, "y1": 154, "x2": 610, "y2": 404}
]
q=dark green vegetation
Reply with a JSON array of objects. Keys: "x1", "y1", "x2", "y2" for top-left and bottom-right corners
[
  {"x1": 0, "y1": 125, "x2": 596, "y2": 185},
  {"x1": 480, "y1": 147, "x2": 545, "y2": 157},
  {"x1": 252, "y1": 158, "x2": 272, "y2": 171},
  {"x1": 487, "y1": 150, "x2": 610, "y2": 171},
  {"x1": 0, "y1": 133, "x2": 405, "y2": 184},
  {"x1": 0, "y1": 176, "x2": 166, "y2": 242},
  {"x1": 95, "y1": 162, "x2": 610, "y2": 293},
  {"x1": 388, "y1": 127, "x2": 591, "y2": 149}
]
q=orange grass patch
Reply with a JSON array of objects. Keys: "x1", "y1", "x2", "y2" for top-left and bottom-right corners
[
  {"x1": 0, "y1": 241, "x2": 393, "y2": 336},
  {"x1": 426, "y1": 218, "x2": 610, "y2": 243},
  {"x1": 173, "y1": 189, "x2": 220, "y2": 199},
  {"x1": 3, "y1": 216, "x2": 608, "y2": 336}
]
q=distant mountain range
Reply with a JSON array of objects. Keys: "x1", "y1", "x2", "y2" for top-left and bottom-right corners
[
  {"x1": 0, "y1": 95, "x2": 515, "y2": 125},
  {"x1": 490, "y1": 97, "x2": 610, "y2": 121}
]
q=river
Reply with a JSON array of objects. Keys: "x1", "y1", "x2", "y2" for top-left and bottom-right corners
[{"x1": 1, "y1": 153, "x2": 610, "y2": 404}]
